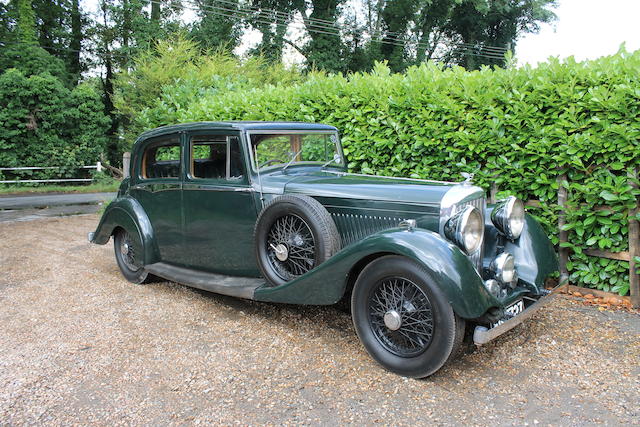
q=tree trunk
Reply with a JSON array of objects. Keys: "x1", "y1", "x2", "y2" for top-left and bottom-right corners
[
  {"x1": 69, "y1": 0, "x2": 82, "y2": 84},
  {"x1": 103, "y1": 54, "x2": 120, "y2": 166},
  {"x1": 151, "y1": 0, "x2": 161, "y2": 23}
]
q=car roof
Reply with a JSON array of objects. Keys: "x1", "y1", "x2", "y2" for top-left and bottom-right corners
[{"x1": 136, "y1": 121, "x2": 338, "y2": 141}]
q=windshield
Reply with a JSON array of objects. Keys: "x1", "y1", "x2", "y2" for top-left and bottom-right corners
[{"x1": 250, "y1": 133, "x2": 343, "y2": 171}]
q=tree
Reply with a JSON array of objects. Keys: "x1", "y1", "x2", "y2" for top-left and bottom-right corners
[
  {"x1": 245, "y1": 0, "x2": 302, "y2": 63},
  {"x1": 191, "y1": 0, "x2": 242, "y2": 52},
  {"x1": 300, "y1": 0, "x2": 345, "y2": 72},
  {"x1": 0, "y1": 69, "x2": 109, "y2": 175},
  {"x1": 378, "y1": 0, "x2": 418, "y2": 72},
  {"x1": 445, "y1": 0, "x2": 557, "y2": 69},
  {"x1": 15, "y1": 0, "x2": 37, "y2": 44},
  {"x1": 348, "y1": 0, "x2": 556, "y2": 71},
  {"x1": 0, "y1": 44, "x2": 68, "y2": 81},
  {"x1": 91, "y1": 0, "x2": 185, "y2": 164}
]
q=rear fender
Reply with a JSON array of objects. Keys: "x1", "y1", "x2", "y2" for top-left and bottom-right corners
[
  {"x1": 90, "y1": 196, "x2": 160, "y2": 265},
  {"x1": 253, "y1": 228, "x2": 497, "y2": 319}
]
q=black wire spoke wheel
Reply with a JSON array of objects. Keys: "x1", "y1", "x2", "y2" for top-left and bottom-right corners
[
  {"x1": 118, "y1": 230, "x2": 138, "y2": 271},
  {"x1": 351, "y1": 255, "x2": 465, "y2": 378},
  {"x1": 255, "y1": 194, "x2": 341, "y2": 287},
  {"x1": 266, "y1": 214, "x2": 316, "y2": 281},
  {"x1": 113, "y1": 228, "x2": 151, "y2": 284},
  {"x1": 368, "y1": 277, "x2": 434, "y2": 357}
]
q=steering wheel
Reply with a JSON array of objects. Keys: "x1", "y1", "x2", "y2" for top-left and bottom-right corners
[{"x1": 259, "y1": 158, "x2": 285, "y2": 168}]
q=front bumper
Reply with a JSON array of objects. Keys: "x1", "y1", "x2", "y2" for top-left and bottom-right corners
[{"x1": 473, "y1": 290, "x2": 557, "y2": 345}]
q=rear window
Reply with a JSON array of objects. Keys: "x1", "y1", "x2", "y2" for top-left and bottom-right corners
[{"x1": 141, "y1": 136, "x2": 181, "y2": 179}]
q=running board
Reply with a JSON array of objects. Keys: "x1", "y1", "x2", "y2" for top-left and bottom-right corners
[{"x1": 145, "y1": 262, "x2": 265, "y2": 299}]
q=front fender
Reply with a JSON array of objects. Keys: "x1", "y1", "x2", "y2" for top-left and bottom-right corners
[
  {"x1": 505, "y1": 214, "x2": 559, "y2": 288},
  {"x1": 484, "y1": 210, "x2": 558, "y2": 293},
  {"x1": 89, "y1": 196, "x2": 160, "y2": 265},
  {"x1": 254, "y1": 228, "x2": 497, "y2": 319}
]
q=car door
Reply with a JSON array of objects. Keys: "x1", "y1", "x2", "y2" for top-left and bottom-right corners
[
  {"x1": 130, "y1": 133, "x2": 184, "y2": 263},
  {"x1": 181, "y1": 131, "x2": 260, "y2": 276}
]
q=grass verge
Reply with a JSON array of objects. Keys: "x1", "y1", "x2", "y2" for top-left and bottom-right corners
[{"x1": 0, "y1": 182, "x2": 120, "y2": 196}]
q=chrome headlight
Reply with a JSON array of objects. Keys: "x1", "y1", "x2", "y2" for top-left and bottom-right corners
[
  {"x1": 491, "y1": 196, "x2": 525, "y2": 240},
  {"x1": 444, "y1": 205, "x2": 484, "y2": 255},
  {"x1": 490, "y1": 252, "x2": 518, "y2": 288}
]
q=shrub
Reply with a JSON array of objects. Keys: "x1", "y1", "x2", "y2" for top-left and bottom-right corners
[{"x1": 0, "y1": 69, "x2": 110, "y2": 181}]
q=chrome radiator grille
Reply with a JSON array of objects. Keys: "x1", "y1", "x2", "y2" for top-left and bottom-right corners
[
  {"x1": 331, "y1": 213, "x2": 406, "y2": 247},
  {"x1": 452, "y1": 196, "x2": 486, "y2": 272}
]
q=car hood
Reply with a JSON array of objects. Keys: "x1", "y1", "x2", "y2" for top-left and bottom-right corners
[{"x1": 281, "y1": 171, "x2": 454, "y2": 207}]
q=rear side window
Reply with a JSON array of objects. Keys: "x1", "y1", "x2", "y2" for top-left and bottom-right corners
[
  {"x1": 141, "y1": 136, "x2": 181, "y2": 179},
  {"x1": 190, "y1": 135, "x2": 245, "y2": 181}
]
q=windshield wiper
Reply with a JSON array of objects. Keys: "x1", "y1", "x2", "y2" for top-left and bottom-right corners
[
  {"x1": 282, "y1": 148, "x2": 304, "y2": 172},
  {"x1": 321, "y1": 153, "x2": 342, "y2": 169}
]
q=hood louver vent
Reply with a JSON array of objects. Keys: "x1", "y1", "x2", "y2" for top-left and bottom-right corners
[{"x1": 331, "y1": 213, "x2": 406, "y2": 247}]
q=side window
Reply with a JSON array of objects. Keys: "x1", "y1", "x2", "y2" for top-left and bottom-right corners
[
  {"x1": 141, "y1": 136, "x2": 181, "y2": 179},
  {"x1": 190, "y1": 135, "x2": 245, "y2": 181}
]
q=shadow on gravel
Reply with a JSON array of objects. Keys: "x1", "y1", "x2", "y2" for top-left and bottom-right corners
[{"x1": 145, "y1": 279, "x2": 487, "y2": 376}]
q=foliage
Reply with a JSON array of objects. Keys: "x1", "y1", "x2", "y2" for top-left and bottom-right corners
[
  {"x1": 15, "y1": 0, "x2": 37, "y2": 44},
  {"x1": 135, "y1": 49, "x2": 639, "y2": 295},
  {"x1": 113, "y1": 36, "x2": 305, "y2": 140},
  {"x1": 0, "y1": 44, "x2": 69, "y2": 84},
  {"x1": 190, "y1": 0, "x2": 242, "y2": 52},
  {"x1": 0, "y1": 69, "x2": 110, "y2": 180}
]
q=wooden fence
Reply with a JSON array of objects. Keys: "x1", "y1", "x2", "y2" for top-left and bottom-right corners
[
  {"x1": 490, "y1": 168, "x2": 640, "y2": 308},
  {"x1": 0, "y1": 162, "x2": 103, "y2": 184}
]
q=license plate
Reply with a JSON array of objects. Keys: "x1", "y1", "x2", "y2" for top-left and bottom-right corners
[{"x1": 491, "y1": 299, "x2": 524, "y2": 328}]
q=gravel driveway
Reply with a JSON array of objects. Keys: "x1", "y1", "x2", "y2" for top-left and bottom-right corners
[{"x1": 1, "y1": 215, "x2": 638, "y2": 425}]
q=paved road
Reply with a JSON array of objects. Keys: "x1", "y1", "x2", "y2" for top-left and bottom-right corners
[{"x1": 0, "y1": 192, "x2": 116, "y2": 209}]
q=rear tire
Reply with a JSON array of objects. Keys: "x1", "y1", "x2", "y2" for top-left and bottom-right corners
[
  {"x1": 351, "y1": 255, "x2": 465, "y2": 378},
  {"x1": 113, "y1": 228, "x2": 150, "y2": 284}
]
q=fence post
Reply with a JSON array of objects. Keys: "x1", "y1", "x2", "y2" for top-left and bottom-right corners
[
  {"x1": 123, "y1": 152, "x2": 131, "y2": 178},
  {"x1": 557, "y1": 173, "x2": 569, "y2": 286},
  {"x1": 629, "y1": 167, "x2": 639, "y2": 308},
  {"x1": 488, "y1": 172, "x2": 499, "y2": 204},
  {"x1": 96, "y1": 161, "x2": 103, "y2": 173},
  {"x1": 489, "y1": 182, "x2": 499, "y2": 204}
]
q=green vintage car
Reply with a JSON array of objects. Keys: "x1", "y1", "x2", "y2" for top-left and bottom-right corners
[{"x1": 89, "y1": 121, "x2": 558, "y2": 378}]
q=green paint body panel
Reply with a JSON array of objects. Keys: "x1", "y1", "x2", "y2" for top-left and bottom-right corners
[
  {"x1": 253, "y1": 228, "x2": 497, "y2": 319},
  {"x1": 181, "y1": 182, "x2": 260, "y2": 276},
  {"x1": 91, "y1": 196, "x2": 160, "y2": 266},
  {"x1": 90, "y1": 121, "x2": 559, "y2": 321}
]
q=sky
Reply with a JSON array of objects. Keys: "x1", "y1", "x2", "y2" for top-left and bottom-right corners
[{"x1": 516, "y1": 0, "x2": 640, "y2": 65}]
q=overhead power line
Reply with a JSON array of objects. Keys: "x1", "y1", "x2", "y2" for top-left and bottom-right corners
[
  {"x1": 0, "y1": 0, "x2": 509, "y2": 63},
  {"x1": 198, "y1": 0, "x2": 508, "y2": 55},
  {"x1": 173, "y1": 0, "x2": 508, "y2": 61}
]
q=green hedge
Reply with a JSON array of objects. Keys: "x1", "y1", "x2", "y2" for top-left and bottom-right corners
[{"x1": 139, "y1": 50, "x2": 640, "y2": 295}]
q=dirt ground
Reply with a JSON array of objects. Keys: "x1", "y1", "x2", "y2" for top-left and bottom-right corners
[{"x1": 1, "y1": 214, "x2": 639, "y2": 426}]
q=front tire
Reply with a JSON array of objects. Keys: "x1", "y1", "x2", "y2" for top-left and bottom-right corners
[
  {"x1": 351, "y1": 255, "x2": 465, "y2": 378},
  {"x1": 113, "y1": 228, "x2": 149, "y2": 284}
]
